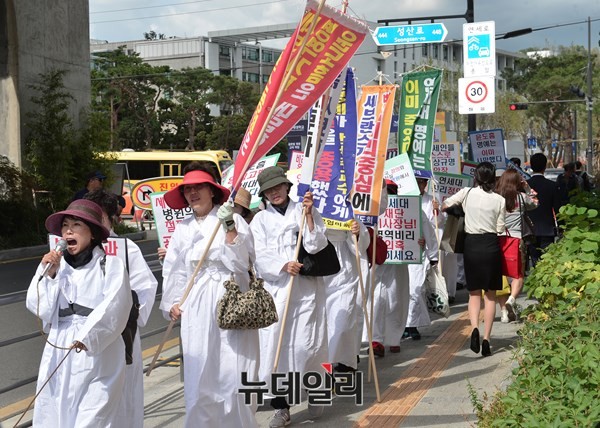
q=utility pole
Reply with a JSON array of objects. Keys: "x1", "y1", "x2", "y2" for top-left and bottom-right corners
[{"x1": 586, "y1": 17, "x2": 594, "y2": 174}]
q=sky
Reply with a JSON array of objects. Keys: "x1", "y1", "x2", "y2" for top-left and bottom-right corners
[{"x1": 89, "y1": 0, "x2": 600, "y2": 53}]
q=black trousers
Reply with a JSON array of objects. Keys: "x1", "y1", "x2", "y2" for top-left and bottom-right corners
[{"x1": 528, "y1": 236, "x2": 555, "y2": 267}]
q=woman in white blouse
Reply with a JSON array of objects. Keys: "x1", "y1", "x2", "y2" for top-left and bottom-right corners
[{"x1": 442, "y1": 162, "x2": 506, "y2": 357}]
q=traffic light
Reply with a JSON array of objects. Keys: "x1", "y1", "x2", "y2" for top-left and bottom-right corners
[{"x1": 509, "y1": 103, "x2": 528, "y2": 111}]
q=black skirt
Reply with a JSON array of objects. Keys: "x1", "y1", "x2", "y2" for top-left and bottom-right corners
[{"x1": 463, "y1": 233, "x2": 502, "y2": 291}]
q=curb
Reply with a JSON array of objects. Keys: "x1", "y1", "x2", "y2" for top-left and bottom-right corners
[{"x1": 0, "y1": 231, "x2": 147, "y2": 262}]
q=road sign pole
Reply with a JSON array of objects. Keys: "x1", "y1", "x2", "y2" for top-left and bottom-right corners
[{"x1": 466, "y1": 0, "x2": 475, "y2": 160}]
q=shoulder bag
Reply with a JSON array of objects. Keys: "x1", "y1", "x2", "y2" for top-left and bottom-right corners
[
  {"x1": 518, "y1": 194, "x2": 536, "y2": 245},
  {"x1": 297, "y1": 237, "x2": 341, "y2": 277},
  {"x1": 440, "y1": 188, "x2": 471, "y2": 254},
  {"x1": 498, "y1": 229, "x2": 524, "y2": 279},
  {"x1": 216, "y1": 267, "x2": 278, "y2": 330}
]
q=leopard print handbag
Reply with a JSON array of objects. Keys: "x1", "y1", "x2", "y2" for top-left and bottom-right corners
[{"x1": 216, "y1": 267, "x2": 278, "y2": 329}]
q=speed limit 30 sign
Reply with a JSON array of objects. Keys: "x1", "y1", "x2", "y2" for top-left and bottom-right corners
[{"x1": 458, "y1": 76, "x2": 495, "y2": 114}]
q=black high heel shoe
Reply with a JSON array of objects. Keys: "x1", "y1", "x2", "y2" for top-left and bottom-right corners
[
  {"x1": 481, "y1": 339, "x2": 491, "y2": 357},
  {"x1": 470, "y1": 328, "x2": 480, "y2": 353}
]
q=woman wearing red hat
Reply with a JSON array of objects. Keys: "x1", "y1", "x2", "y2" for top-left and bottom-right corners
[
  {"x1": 26, "y1": 199, "x2": 132, "y2": 427},
  {"x1": 159, "y1": 162, "x2": 259, "y2": 428}
]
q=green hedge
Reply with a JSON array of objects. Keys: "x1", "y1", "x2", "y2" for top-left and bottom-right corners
[{"x1": 474, "y1": 191, "x2": 600, "y2": 427}]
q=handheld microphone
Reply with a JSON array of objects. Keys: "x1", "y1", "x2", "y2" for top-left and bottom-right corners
[{"x1": 38, "y1": 239, "x2": 68, "y2": 281}]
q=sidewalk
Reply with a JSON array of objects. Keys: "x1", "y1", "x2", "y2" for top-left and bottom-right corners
[
  {"x1": 142, "y1": 288, "x2": 526, "y2": 428},
  {"x1": 2, "y1": 288, "x2": 526, "y2": 428}
]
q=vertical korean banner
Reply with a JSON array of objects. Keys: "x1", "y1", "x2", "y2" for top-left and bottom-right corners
[
  {"x1": 150, "y1": 192, "x2": 193, "y2": 249},
  {"x1": 232, "y1": 0, "x2": 368, "y2": 191},
  {"x1": 398, "y1": 69, "x2": 442, "y2": 173},
  {"x1": 306, "y1": 68, "x2": 357, "y2": 229},
  {"x1": 351, "y1": 84, "x2": 396, "y2": 226},
  {"x1": 377, "y1": 195, "x2": 423, "y2": 264}
]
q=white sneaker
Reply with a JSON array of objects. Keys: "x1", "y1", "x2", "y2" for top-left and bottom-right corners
[
  {"x1": 500, "y1": 308, "x2": 510, "y2": 323},
  {"x1": 269, "y1": 408, "x2": 291, "y2": 428},
  {"x1": 505, "y1": 296, "x2": 517, "y2": 321}
]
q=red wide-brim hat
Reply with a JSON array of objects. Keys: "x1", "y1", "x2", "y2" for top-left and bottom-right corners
[{"x1": 164, "y1": 170, "x2": 231, "y2": 209}]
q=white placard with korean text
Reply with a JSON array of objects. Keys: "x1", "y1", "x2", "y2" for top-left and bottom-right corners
[
  {"x1": 432, "y1": 173, "x2": 474, "y2": 204},
  {"x1": 378, "y1": 195, "x2": 423, "y2": 264},
  {"x1": 150, "y1": 192, "x2": 193, "y2": 249},
  {"x1": 432, "y1": 142, "x2": 461, "y2": 174},
  {"x1": 220, "y1": 153, "x2": 280, "y2": 209},
  {"x1": 383, "y1": 153, "x2": 420, "y2": 196},
  {"x1": 468, "y1": 129, "x2": 506, "y2": 169}
]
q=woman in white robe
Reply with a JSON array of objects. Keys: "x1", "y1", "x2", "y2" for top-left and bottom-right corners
[
  {"x1": 26, "y1": 199, "x2": 132, "y2": 428},
  {"x1": 250, "y1": 166, "x2": 329, "y2": 428},
  {"x1": 160, "y1": 164, "x2": 259, "y2": 428},
  {"x1": 84, "y1": 189, "x2": 158, "y2": 428},
  {"x1": 324, "y1": 220, "x2": 369, "y2": 370}
]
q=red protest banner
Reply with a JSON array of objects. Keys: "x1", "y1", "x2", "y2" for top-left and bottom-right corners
[{"x1": 232, "y1": 0, "x2": 368, "y2": 191}]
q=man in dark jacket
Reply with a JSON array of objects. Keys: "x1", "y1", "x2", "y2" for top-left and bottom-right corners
[{"x1": 526, "y1": 153, "x2": 560, "y2": 266}]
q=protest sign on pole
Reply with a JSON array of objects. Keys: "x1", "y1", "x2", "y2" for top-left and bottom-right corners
[
  {"x1": 398, "y1": 69, "x2": 443, "y2": 173},
  {"x1": 383, "y1": 153, "x2": 420, "y2": 196},
  {"x1": 352, "y1": 84, "x2": 396, "y2": 226},
  {"x1": 461, "y1": 160, "x2": 478, "y2": 178},
  {"x1": 432, "y1": 172, "x2": 474, "y2": 204},
  {"x1": 468, "y1": 129, "x2": 506, "y2": 169},
  {"x1": 150, "y1": 192, "x2": 193, "y2": 249},
  {"x1": 221, "y1": 154, "x2": 280, "y2": 208},
  {"x1": 432, "y1": 141, "x2": 461, "y2": 174},
  {"x1": 232, "y1": 0, "x2": 368, "y2": 191},
  {"x1": 377, "y1": 195, "x2": 423, "y2": 264},
  {"x1": 300, "y1": 68, "x2": 358, "y2": 230}
]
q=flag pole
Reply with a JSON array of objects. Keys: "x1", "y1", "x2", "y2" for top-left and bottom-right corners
[{"x1": 353, "y1": 234, "x2": 381, "y2": 402}]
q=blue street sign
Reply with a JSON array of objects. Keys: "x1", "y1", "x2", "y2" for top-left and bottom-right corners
[{"x1": 373, "y1": 23, "x2": 448, "y2": 46}]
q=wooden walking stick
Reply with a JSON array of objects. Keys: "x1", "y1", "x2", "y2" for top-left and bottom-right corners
[
  {"x1": 367, "y1": 223, "x2": 379, "y2": 382},
  {"x1": 353, "y1": 234, "x2": 381, "y2": 402},
  {"x1": 272, "y1": 211, "x2": 307, "y2": 372}
]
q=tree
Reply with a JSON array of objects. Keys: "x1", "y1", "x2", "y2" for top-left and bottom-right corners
[
  {"x1": 159, "y1": 67, "x2": 216, "y2": 151},
  {"x1": 92, "y1": 48, "x2": 170, "y2": 150},
  {"x1": 24, "y1": 69, "x2": 112, "y2": 211},
  {"x1": 502, "y1": 46, "x2": 593, "y2": 165}
]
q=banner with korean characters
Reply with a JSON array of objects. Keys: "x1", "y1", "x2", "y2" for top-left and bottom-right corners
[
  {"x1": 49, "y1": 234, "x2": 129, "y2": 268},
  {"x1": 377, "y1": 195, "x2": 423, "y2": 264},
  {"x1": 289, "y1": 150, "x2": 304, "y2": 171},
  {"x1": 461, "y1": 160, "x2": 478, "y2": 178},
  {"x1": 383, "y1": 153, "x2": 420, "y2": 196},
  {"x1": 468, "y1": 129, "x2": 506, "y2": 169},
  {"x1": 432, "y1": 172, "x2": 473, "y2": 204},
  {"x1": 150, "y1": 192, "x2": 193, "y2": 250},
  {"x1": 352, "y1": 84, "x2": 396, "y2": 227},
  {"x1": 432, "y1": 141, "x2": 461, "y2": 174},
  {"x1": 221, "y1": 153, "x2": 280, "y2": 209},
  {"x1": 398, "y1": 69, "x2": 443, "y2": 173}
]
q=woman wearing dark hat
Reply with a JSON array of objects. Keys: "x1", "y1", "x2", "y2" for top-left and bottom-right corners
[
  {"x1": 250, "y1": 166, "x2": 329, "y2": 427},
  {"x1": 159, "y1": 162, "x2": 259, "y2": 428},
  {"x1": 26, "y1": 199, "x2": 133, "y2": 427},
  {"x1": 442, "y1": 162, "x2": 506, "y2": 357}
]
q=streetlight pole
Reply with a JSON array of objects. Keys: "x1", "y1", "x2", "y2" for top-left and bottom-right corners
[{"x1": 586, "y1": 17, "x2": 594, "y2": 174}]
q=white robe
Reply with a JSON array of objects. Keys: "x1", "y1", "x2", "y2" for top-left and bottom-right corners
[
  {"x1": 324, "y1": 225, "x2": 369, "y2": 369},
  {"x1": 160, "y1": 207, "x2": 259, "y2": 428},
  {"x1": 368, "y1": 263, "x2": 410, "y2": 346},
  {"x1": 114, "y1": 236, "x2": 158, "y2": 428},
  {"x1": 26, "y1": 247, "x2": 132, "y2": 428},
  {"x1": 406, "y1": 200, "x2": 439, "y2": 328},
  {"x1": 251, "y1": 201, "x2": 329, "y2": 385}
]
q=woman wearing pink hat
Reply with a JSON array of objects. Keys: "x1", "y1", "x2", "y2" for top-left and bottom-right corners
[
  {"x1": 159, "y1": 162, "x2": 259, "y2": 428},
  {"x1": 26, "y1": 199, "x2": 132, "y2": 427}
]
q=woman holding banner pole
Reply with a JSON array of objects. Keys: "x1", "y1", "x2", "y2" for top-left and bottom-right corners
[
  {"x1": 251, "y1": 166, "x2": 329, "y2": 428},
  {"x1": 160, "y1": 162, "x2": 259, "y2": 428}
]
